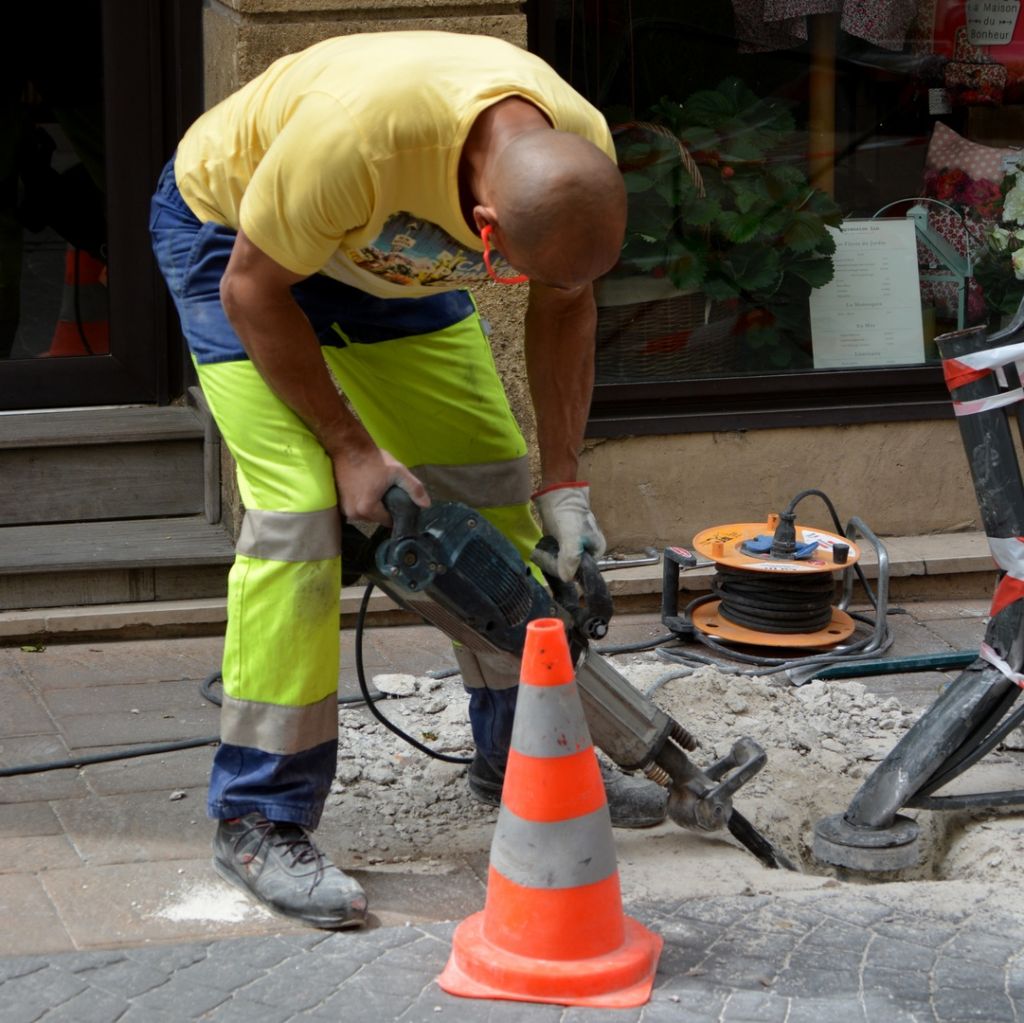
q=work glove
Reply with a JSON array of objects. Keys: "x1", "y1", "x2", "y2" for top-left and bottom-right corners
[{"x1": 531, "y1": 482, "x2": 607, "y2": 583}]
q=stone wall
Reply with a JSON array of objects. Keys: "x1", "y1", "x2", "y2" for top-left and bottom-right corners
[
  {"x1": 202, "y1": 1, "x2": 527, "y2": 104},
  {"x1": 581, "y1": 418, "x2": 984, "y2": 551}
]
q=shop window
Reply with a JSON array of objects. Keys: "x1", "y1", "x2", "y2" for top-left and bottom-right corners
[{"x1": 529, "y1": 1, "x2": 1024, "y2": 434}]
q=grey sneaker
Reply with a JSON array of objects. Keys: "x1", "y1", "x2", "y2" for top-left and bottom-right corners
[
  {"x1": 213, "y1": 812, "x2": 367, "y2": 929},
  {"x1": 467, "y1": 754, "x2": 668, "y2": 829}
]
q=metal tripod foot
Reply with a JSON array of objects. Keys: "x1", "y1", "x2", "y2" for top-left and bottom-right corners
[{"x1": 813, "y1": 813, "x2": 920, "y2": 872}]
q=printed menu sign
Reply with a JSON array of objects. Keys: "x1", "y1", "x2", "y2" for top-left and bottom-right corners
[{"x1": 810, "y1": 219, "x2": 924, "y2": 370}]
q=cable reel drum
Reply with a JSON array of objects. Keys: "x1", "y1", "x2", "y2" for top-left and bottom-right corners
[{"x1": 691, "y1": 513, "x2": 860, "y2": 650}]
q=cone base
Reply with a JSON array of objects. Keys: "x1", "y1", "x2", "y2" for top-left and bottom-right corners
[{"x1": 438, "y1": 911, "x2": 662, "y2": 1008}]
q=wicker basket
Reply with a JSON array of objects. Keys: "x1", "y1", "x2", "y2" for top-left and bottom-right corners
[
  {"x1": 595, "y1": 290, "x2": 739, "y2": 382},
  {"x1": 597, "y1": 123, "x2": 738, "y2": 382}
]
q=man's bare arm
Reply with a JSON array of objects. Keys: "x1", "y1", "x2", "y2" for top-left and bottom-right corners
[
  {"x1": 220, "y1": 229, "x2": 428, "y2": 522},
  {"x1": 523, "y1": 280, "x2": 597, "y2": 487}
]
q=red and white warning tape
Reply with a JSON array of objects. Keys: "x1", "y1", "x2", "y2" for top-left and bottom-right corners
[
  {"x1": 988, "y1": 536, "x2": 1024, "y2": 617},
  {"x1": 950, "y1": 390, "x2": 1024, "y2": 417},
  {"x1": 944, "y1": 339, "x2": 1024, "y2": 416},
  {"x1": 979, "y1": 641, "x2": 1024, "y2": 688}
]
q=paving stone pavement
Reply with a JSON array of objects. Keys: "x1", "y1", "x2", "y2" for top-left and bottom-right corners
[
  {"x1": 2, "y1": 599, "x2": 1014, "y2": 1020},
  {"x1": 3, "y1": 888, "x2": 1024, "y2": 1022}
]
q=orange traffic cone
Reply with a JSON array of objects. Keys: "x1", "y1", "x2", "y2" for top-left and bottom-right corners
[
  {"x1": 45, "y1": 245, "x2": 109, "y2": 357},
  {"x1": 438, "y1": 618, "x2": 662, "y2": 1008}
]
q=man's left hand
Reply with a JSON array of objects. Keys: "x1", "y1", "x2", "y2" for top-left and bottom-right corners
[{"x1": 532, "y1": 482, "x2": 606, "y2": 582}]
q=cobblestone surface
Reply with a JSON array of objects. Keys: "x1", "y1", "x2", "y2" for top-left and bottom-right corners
[{"x1": 3, "y1": 889, "x2": 1024, "y2": 1022}]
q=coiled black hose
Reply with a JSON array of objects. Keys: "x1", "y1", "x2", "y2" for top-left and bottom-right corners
[{"x1": 713, "y1": 564, "x2": 835, "y2": 633}]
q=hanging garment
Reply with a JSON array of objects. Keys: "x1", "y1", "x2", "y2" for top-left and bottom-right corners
[{"x1": 732, "y1": 0, "x2": 923, "y2": 52}]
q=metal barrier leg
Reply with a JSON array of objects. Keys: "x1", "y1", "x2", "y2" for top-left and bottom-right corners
[{"x1": 813, "y1": 316, "x2": 1024, "y2": 871}]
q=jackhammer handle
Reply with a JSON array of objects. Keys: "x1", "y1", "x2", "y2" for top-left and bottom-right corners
[
  {"x1": 534, "y1": 539, "x2": 615, "y2": 639},
  {"x1": 382, "y1": 485, "x2": 420, "y2": 539},
  {"x1": 702, "y1": 736, "x2": 767, "y2": 804},
  {"x1": 577, "y1": 552, "x2": 613, "y2": 639}
]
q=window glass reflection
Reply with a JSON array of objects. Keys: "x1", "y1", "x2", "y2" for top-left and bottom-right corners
[{"x1": 1, "y1": 4, "x2": 106, "y2": 360}]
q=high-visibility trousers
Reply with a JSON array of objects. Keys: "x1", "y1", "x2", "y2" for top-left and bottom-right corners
[{"x1": 150, "y1": 159, "x2": 537, "y2": 828}]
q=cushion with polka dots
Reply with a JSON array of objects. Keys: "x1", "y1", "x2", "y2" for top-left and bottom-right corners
[{"x1": 917, "y1": 123, "x2": 1019, "y2": 326}]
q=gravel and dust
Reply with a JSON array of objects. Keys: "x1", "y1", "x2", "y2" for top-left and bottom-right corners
[{"x1": 320, "y1": 650, "x2": 1024, "y2": 907}]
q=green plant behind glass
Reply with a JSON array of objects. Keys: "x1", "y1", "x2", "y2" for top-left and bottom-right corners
[{"x1": 612, "y1": 78, "x2": 843, "y2": 369}]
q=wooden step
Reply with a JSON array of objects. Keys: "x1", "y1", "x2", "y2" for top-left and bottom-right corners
[
  {"x1": 0, "y1": 406, "x2": 206, "y2": 527},
  {"x1": 0, "y1": 405, "x2": 204, "y2": 448},
  {"x1": 0, "y1": 517, "x2": 235, "y2": 610}
]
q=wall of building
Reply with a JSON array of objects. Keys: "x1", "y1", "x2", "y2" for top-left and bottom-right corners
[
  {"x1": 202, "y1": 0, "x2": 528, "y2": 104},
  {"x1": 582, "y1": 418, "x2": 983, "y2": 551}
]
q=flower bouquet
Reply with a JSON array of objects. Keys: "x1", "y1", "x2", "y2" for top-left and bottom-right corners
[{"x1": 974, "y1": 164, "x2": 1024, "y2": 322}]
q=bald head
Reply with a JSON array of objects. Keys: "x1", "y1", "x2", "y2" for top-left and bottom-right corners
[{"x1": 486, "y1": 129, "x2": 626, "y2": 287}]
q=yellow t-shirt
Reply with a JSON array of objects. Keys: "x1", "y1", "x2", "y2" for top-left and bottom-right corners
[{"x1": 174, "y1": 31, "x2": 615, "y2": 299}]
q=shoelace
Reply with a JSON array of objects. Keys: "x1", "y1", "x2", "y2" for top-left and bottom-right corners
[{"x1": 237, "y1": 817, "x2": 328, "y2": 894}]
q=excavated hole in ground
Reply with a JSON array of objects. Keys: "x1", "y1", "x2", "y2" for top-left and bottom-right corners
[{"x1": 325, "y1": 650, "x2": 1024, "y2": 890}]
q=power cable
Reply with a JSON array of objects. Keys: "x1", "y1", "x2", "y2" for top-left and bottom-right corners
[
  {"x1": 351, "y1": 582, "x2": 472, "y2": 765},
  {"x1": 713, "y1": 564, "x2": 835, "y2": 633},
  {"x1": 0, "y1": 735, "x2": 218, "y2": 777},
  {"x1": 1, "y1": 653, "x2": 397, "y2": 778}
]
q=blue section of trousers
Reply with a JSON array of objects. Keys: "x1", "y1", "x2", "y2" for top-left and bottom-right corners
[
  {"x1": 149, "y1": 158, "x2": 475, "y2": 365},
  {"x1": 466, "y1": 685, "x2": 518, "y2": 771},
  {"x1": 208, "y1": 739, "x2": 338, "y2": 829}
]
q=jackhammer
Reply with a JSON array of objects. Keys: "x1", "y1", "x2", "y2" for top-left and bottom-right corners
[{"x1": 346, "y1": 486, "x2": 796, "y2": 872}]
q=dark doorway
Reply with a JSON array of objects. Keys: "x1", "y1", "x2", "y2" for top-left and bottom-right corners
[{"x1": 0, "y1": 0, "x2": 202, "y2": 410}]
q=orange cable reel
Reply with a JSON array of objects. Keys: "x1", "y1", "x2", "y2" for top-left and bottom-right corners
[
  {"x1": 438, "y1": 617, "x2": 663, "y2": 1008},
  {"x1": 691, "y1": 513, "x2": 860, "y2": 649}
]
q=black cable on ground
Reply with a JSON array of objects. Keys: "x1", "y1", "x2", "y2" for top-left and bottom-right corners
[
  {"x1": 2, "y1": 592, "x2": 463, "y2": 778},
  {"x1": 353, "y1": 581, "x2": 472, "y2": 765},
  {"x1": 596, "y1": 632, "x2": 677, "y2": 656},
  {"x1": 653, "y1": 596, "x2": 893, "y2": 677},
  {"x1": 0, "y1": 736, "x2": 218, "y2": 777}
]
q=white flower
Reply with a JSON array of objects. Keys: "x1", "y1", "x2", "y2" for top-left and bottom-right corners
[
  {"x1": 1003, "y1": 182, "x2": 1024, "y2": 225},
  {"x1": 991, "y1": 226, "x2": 1012, "y2": 251},
  {"x1": 1012, "y1": 248, "x2": 1024, "y2": 281}
]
